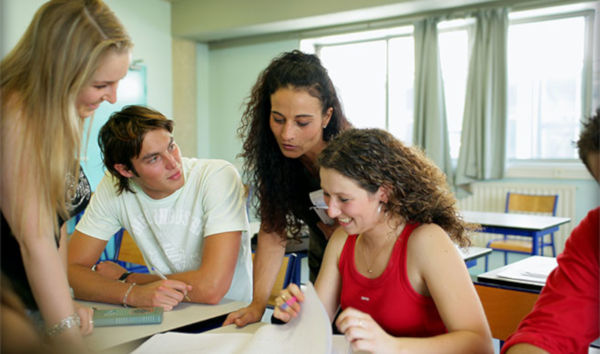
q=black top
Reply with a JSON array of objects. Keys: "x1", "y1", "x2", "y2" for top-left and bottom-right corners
[
  {"x1": 291, "y1": 166, "x2": 328, "y2": 282},
  {"x1": 1, "y1": 167, "x2": 91, "y2": 310}
]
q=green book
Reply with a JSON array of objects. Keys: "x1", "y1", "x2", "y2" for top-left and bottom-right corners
[{"x1": 93, "y1": 307, "x2": 163, "y2": 327}]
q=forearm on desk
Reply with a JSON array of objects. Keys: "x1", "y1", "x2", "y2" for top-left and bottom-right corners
[{"x1": 68, "y1": 264, "x2": 139, "y2": 305}]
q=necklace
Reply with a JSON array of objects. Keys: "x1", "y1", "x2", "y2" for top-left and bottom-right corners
[{"x1": 357, "y1": 232, "x2": 396, "y2": 274}]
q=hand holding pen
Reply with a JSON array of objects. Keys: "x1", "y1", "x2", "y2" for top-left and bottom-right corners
[
  {"x1": 152, "y1": 267, "x2": 192, "y2": 302},
  {"x1": 273, "y1": 283, "x2": 304, "y2": 323}
]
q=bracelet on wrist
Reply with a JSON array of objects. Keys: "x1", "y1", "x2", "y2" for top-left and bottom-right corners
[
  {"x1": 118, "y1": 271, "x2": 133, "y2": 282},
  {"x1": 46, "y1": 313, "x2": 80, "y2": 337},
  {"x1": 122, "y1": 282, "x2": 136, "y2": 307}
]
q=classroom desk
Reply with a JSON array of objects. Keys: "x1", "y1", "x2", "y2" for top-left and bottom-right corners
[
  {"x1": 474, "y1": 256, "x2": 555, "y2": 342},
  {"x1": 81, "y1": 299, "x2": 246, "y2": 353},
  {"x1": 459, "y1": 246, "x2": 492, "y2": 267},
  {"x1": 462, "y1": 211, "x2": 571, "y2": 256}
]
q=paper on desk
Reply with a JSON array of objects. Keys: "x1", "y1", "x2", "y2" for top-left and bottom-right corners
[
  {"x1": 496, "y1": 256, "x2": 558, "y2": 285},
  {"x1": 132, "y1": 282, "x2": 342, "y2": 354}
]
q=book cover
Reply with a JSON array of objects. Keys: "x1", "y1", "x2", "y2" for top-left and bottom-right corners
[{"x1": 93, "y1": 307, "x2": 163, "y2": 327}]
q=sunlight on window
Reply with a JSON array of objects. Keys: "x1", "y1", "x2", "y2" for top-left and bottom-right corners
[
  {"x1": 507, "y1": 16, "x2": 585, "y2": 160},
  {"x1": 388, "y1": 36, "x2": 415, "y2": 145},
  {"x1": 319, "y1": 41, "x2": 387, "y2": 130},
  {"x1": 439, "y1": 29, "x2": 469, "y2": 159}
]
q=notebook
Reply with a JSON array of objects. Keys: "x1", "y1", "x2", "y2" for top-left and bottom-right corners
[{"x1": 93, "y1": 307, "x2": 164, "y2": 327}]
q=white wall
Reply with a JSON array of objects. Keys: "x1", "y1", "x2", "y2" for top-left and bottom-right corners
[{"x1": 1, "y1": 0, "x2": 173, "y2": 117}]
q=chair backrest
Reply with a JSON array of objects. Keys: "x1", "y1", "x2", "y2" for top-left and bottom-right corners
[
  {"x1": 117, "y1": 229, "x2": 147, "y2": 266},
  {"x1": 252, "y1": 253, "x2": 300, "y2": 307},
  {"x1": 505, "y1": 193, "x2": 558, "y2": 216}
]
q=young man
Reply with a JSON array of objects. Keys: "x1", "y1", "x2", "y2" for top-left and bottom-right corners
[
  {"x1": 503, "y1": 110, "x2": 600, "y2": 354},
  {"x1": 67, "y1": 105, "x2": 252, "y2": 310}
]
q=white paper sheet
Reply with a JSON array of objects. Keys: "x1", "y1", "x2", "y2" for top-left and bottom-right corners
[
  {"x1": 132, "y1": 282, "x2": 339, "y2": 354},
  {"x1": 496, "y1": 256, "x2": 558, "y2": 285}
]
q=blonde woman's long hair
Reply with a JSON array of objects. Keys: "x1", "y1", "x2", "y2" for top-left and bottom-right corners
[{"x1": 0, "y1": 0, "x2": 132, "y2": 237}]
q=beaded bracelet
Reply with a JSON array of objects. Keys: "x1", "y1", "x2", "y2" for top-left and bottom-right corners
[
  {"x1": 46, "y1": 313, "x2": 80, "y2": 337},
  {"x1": 122, "y1": 282, "x2": 136, "y2": 307}
]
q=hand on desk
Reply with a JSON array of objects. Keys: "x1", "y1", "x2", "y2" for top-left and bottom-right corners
[
  {"x1": 223, "y1": 302, "x2": 265, "y2": 327},
  {"x1": 74, "y1": 301, "x2": 94, "y2": 336},
  {"x1": 128, "y1": 280, "x2": 192, "y2": 311}
]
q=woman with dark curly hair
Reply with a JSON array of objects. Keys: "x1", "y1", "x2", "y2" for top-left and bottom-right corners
[
  {"x1": 224, "y1": 50, "x2": 351, "y2": 327},
  {"x1": 274, "y1": 128, "x2": 493, "y2": 353}
]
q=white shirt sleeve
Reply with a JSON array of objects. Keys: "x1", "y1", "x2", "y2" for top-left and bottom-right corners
[
  {"x1": 200, "y1": 162, "x2": 248, "y2": 237},
  {"x1": 75, "y1": 173, "x2": 123, "y2": 241}
]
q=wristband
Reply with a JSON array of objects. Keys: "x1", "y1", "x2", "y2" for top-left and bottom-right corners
[{"x1": 118, "y1": 271, "x2": 133, "y2": 282}]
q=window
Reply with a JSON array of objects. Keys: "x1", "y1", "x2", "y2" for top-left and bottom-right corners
[
  {"x1": 301, "y1": 2, "x2": 595, "y2": 173},
  {"x1": 507, "y1": 14, "x2": 588, "y2": 160}
]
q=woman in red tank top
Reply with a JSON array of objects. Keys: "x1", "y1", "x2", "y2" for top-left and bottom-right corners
[{"x1": 274, "y1": 128, "x2": 493, "y2": 353}]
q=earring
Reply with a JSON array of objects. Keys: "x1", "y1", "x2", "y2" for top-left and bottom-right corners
[{"x1": 377, "y1": 204, "x2": 382, "y2": 214}]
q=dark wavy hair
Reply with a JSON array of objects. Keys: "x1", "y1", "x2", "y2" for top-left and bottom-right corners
[
  {"x1": 319, "y1": 128, "x2": 473, "y2": 246},
  {"x1": 99, "y1": 105, "x2": 173, "y2": 195},
  {"x1": 577, "y1": 108, "x2": 599, "y2": 179},
  {"x1": 238, "y1": 50, "x2": 350, "y2": 239}
]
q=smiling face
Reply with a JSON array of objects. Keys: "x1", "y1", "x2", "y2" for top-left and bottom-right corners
[
  {"x1": 76, "y1": 49, "x2": 130, "y2": 118},
  {"x1": 269, "y1": 87, "x2": 332, "y2": 163},
  {"x1": 320, "y1": 167, "x2": 386, "y2": 236},
  {"x1": 115, "y1": 129, "x2": 184, "y2": 199}
]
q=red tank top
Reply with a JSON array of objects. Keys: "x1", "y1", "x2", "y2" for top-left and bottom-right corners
[{"x1": 339, "y1": 223, "x2": 447, "y2": 337}]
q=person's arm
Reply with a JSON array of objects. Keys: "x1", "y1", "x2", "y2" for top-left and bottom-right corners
[
  {"x1": 337, "y1": 224, "x2": 493, "y2": 353},
  {"x1": 126, "y1": 231, "x2": 241, "y2": 304},
  {"x1": 399, "y1": 224, "x2": 494, "y2": 353},
  {"x1": 274, "y1": 228, "x2": 346, "y2": 322},
  {"x1": 223, "y1": 226, "x2": 286, "y2": 327},
  {"x1": 67, "y1": 231, "x2": 190, "y2": 310},
  {"x1": 1, "y1": 120, "x2": 88, "y2": 352}
]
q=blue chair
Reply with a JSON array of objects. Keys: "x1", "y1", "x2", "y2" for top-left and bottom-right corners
[
  {"x1": 98, "y1": 228, "x2": 149, "y2": 273},
  {"x1": 484, "y1": 192, "x2": 558, "y2": 271}
]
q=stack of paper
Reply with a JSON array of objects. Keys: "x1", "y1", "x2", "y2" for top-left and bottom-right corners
[{"x1": 496, "y1": 256, "x2": 558, "y2": 285}]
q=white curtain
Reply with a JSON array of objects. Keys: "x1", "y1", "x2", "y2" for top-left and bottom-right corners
[
  {"x1": 455, "y1": 8, "x2": 509, "y2": 192},
  {"x1": 413, "y1": 17, "x2": 454, "y2": 186}
]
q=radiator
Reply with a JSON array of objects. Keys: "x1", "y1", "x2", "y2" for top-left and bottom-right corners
[{"x1": 457, "y1": 182, "x2": 576, "y2": 254}]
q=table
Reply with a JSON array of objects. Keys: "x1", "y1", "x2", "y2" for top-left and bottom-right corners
[
  {"x1": 458, "y1": 246, "x2": 492, "y2": 267},
  {"x1": 82, "y1": 299, "x2": 245, "y2": 353},
  {"x1": 477, "y1": 255, "x2": 557, "y2": 292},
  {"x1": 462, "y1": 211, "x2": 570, "y2": 256}
]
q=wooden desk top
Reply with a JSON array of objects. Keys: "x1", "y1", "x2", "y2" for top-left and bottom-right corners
[
  {"x1": 462, "y1": 210, "x2": 570, "y2": 231},
  {"x1": 82, "y1": 299, "x2": 245, "y2": 353}
]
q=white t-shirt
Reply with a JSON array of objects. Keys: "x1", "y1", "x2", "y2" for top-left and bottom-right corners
[{"x1": 76, "y1": 158, "x2": 252, "y2": 303}]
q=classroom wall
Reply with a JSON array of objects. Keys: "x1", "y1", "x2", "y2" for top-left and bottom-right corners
[
  {"x1": 1, "y1": 0, "x2": 173, "y2": 117},
  {"x1": 199, "y1": 39, "x2": 300, "y2": 171}
]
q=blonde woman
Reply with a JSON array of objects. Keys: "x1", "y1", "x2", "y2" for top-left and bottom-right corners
[{"x1": 1, "y1": 0, "x2": 132, "y2": 351}]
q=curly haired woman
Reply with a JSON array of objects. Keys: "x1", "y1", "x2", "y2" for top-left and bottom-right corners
[
  {"x1": 274, "y1": 128, "x2": 493, "y2": 353},
  {"x1": 224, "y1": 50, "x2": 351, "y2": 327}
]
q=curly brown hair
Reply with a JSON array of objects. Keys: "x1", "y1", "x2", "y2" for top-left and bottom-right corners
[
  {"x1": 238, "y1": 50, "x2": 351, "y2": 239},
  {"x1": 577, "y1": 108, "x2": 599, "y2": 178},
  {"x1": 319, "y1": 128, "x2": 472, "y2": 246}
]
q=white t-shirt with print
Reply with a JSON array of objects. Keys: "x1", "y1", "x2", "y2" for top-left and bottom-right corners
[{"x1": 76, "y1": 158, "x2": 252, "y2": 303}]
